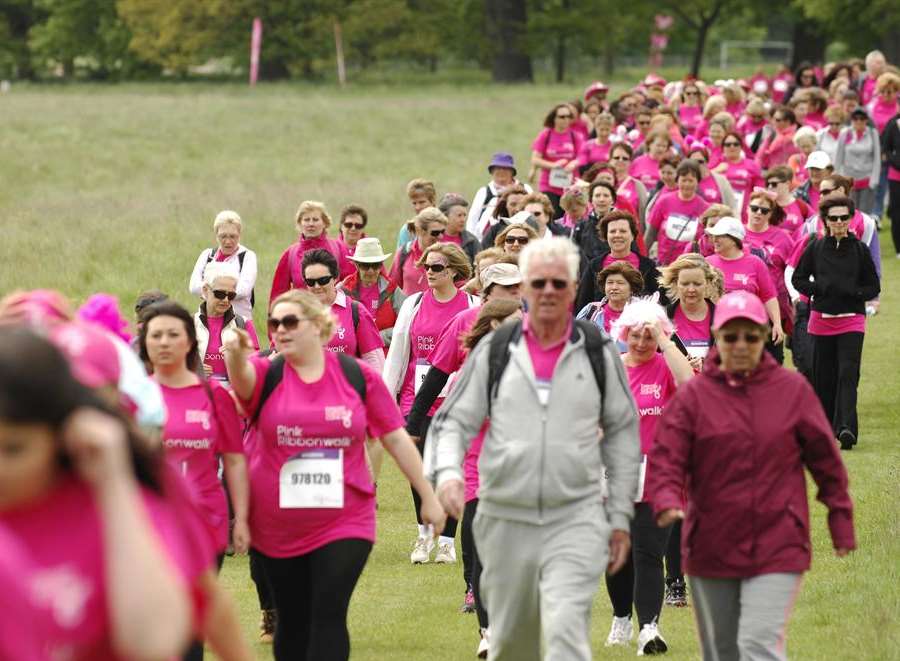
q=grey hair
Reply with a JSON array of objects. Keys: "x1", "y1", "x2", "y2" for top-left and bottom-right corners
[
  {"x1": 213, "y1": 209, "x2": 242, "y2": 232},
  {"x1": 203, "y1": 261, "x2": 240, "y2": 287},
  {"x1": 438, "y1": 193, "x2": 469, "y2": 215},
  {"x1": 519, "y1": 236, "x2": 580, "y2": 283}
]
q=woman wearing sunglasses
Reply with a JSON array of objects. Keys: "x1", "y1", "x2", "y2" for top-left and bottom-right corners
[
  {"x1": 792, "y1": 196, "x2": 880, "y2": 450},
  {"x1": 384, "y1": 243, "x2": 476, "y2": 565},
  {"x1": 609, "y1": 142, "x2": 649, "y2": 221},
  {"x1": 335, "y1": 204, "x2": 368, "y2": 262},
  {"x1": 756, "y1": 106, "x2": 800, "y2": 170},
  {"x1": 764, "y1": 166, "x2": 810, "y2": 234},
  {"x1": 195, "y1": 262, "x2": 259, "y2": 381},
  {"x1": 685, "y1": 144, "x2": 737, "y2": 211},
  {"x1": 301, "y1": 249, "x2": 385, "y2": 372},
  {"x1": 389, "y1": 207, "x2": 449, "y2": 296},
  {"x1": 531, "y1": 103, "x2": 585, "y2": 218},
  {"x1": 671, "y1": 82, "x2": 706, "y2": 135},
  {"x1": 713, "y1": 130, "x2": 764, "y2": 214},
  {"x1": 649, "y1": 290, "x2": 854, "y2": 661},
  {"x1": 341, "y1": 238, "x2": 406, "y2": 348},
  {"x1": 223, "y1": 289, "x2": 446, "y2": 661},
  {"x1": 495, "y1": 222, "x2": 538, "y2": 256}
]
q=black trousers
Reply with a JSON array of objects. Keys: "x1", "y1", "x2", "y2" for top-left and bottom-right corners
[
  {"x1": 889, "y1": 179, "x2": 900, "y2": 254},
  {"x1": 812, "y1": 331, "x2": 865, "y2": 438},
  {"x1": 256, "y1": 539, "x2": 372, "y2": 661},
  {"x1": 410, "y1": 416, "x2": 458, "y2": 537},
  {"x1": 462, "y1": 498, "x2": 489, "y2": 628},
  {"x1": 250, "y1": 547, "x2": 274, "y2": 610},
  {"x1": 791, "y1": 301, "x2": 814, "y2": 384},
  {"x1": 605, "y1": 502, "x2": 672, "y2": 627},
  {"x1": 664, "y1": 520, "x2": 682, "y2": 580}
]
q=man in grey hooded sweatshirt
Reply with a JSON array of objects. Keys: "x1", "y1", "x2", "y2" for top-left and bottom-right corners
[{"x1": 427, "y1": 236, "x2": 641, "y2": 661}]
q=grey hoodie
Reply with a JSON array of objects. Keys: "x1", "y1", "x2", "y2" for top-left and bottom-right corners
[
  {"x1": 834, "y1": 125, "x2": 881, "y2": 186},
  {"x1": 427, "y1": 322, "x2": 640, "y2": 531}
]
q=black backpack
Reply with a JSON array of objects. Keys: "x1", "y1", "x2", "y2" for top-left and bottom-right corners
[
  {"x1": 206, "y1": 248, "x2": 255, "y2": 308},
  {"x1": 249, "y1": 353, "x2": 366, "y2": 427},
  {"x1": 486, "y1": 319, "x2": 609, "y2": 418}
]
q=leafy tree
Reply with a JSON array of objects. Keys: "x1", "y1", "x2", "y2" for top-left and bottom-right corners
[
  {"x1": 658, "y1": 0, "x2": 734, "y2": 76},
  {"x1": 485, "y1": 0, "x2": 532, "y2": 82},
  {"x1": 0, "y1": 0, "x2": 44, "y2": 78}
]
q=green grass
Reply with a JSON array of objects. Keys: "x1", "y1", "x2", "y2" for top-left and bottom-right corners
[{"x1": 2, "y1": 84, "x2": 899, "y2": 660}]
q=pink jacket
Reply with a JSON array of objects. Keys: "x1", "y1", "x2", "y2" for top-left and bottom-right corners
[{"x1": 649, "y1": 350, "x2": 855, "y2": 578}]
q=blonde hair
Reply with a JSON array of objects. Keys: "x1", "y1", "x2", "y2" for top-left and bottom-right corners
[
  {"x1": 711, "y1": 111, "x2": 735, "y2": 132},
  {"x1": 792, "y1": 126, "x2": 817, "y2": 148},
  {"x1": 407, "y1": 206, "x2": 448, "y2": 236},
  {"x1": 294, "y1": 200, "x2": 332, "y2": 228},
  {"x1": 876, "y1": 72, "x2": 900, "y2": 94},
  {"x1": 465, "y1": 249, "x2": 513, "y2": 294},
  {"x1": 213, "y1": 210, "x2": 242, "y2": 233},
  {"x1": 271, "y1": 289, "x2": 335, "y2": 344},
  {"x1": 703, "y1": 94, "x2": 727, "y2": 119},
  {"x1": 495, "y1": 222, "x2": 538, "y2": 249},
  {"x1": 721, "y1": 83, "x2": 745, "y2": 105},
  {"x1": 658, "y1": 252, "x2": 722, "y2": 302},
  {"x1": 406, "y1": 178, "x2": 437, "y2": 203},
  {"x1": 700, "y1": 204, "x2": 734, "y2": 227},
  {"x1": 745, "y1": 99, "x2": 766, "y2": 116},
  {"x1": 594, "y1": 112, "x2": 615, "y2": 127},
  {"x1": 416, "y1": 242, "x2": 473, "y2": 281},
  {"x1": 824, "y1": 105, "x2": 845, "y2": 123}
]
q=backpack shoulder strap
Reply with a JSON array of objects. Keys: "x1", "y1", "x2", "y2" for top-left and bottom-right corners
[
  {"x1": 233, "y1": 315, "x2": 246, "y2": 330},
  {"x1": 205, "y1": 248, "x2": 216, "y2": 265},
  {"x1": 486, "y1": 320, "x2": 523, "y2": 416},
  {"x1": 250, "y1": 355, "x2": 286, "y2": 427},
  {"x1": 336, "y1": 353, "x2": 366, "y2": 403},
  {"x1": 574, "y1": 319, "x2": 608, "y2": 419},
  {"x1": 237, "y1": 250, "x2": 246, "y2": 270},
  {"x1": 350, "y1": 299, "x2": 360, "y2": 331}
]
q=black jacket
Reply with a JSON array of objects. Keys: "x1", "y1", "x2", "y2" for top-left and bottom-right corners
[
  {"x1": 881, "y1": 112, "x2": 900, "y2": 172},
  {"x1": 791, "y1": 235, "x2": 880, "y2": 316},
  {"x1": 575, "y1": 245, "x2": 663, "y2": 313}
]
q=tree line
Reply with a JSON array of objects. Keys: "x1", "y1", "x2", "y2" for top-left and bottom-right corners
[{"x1": 1, "y1": 0, "x2": 898, "y2": 82}]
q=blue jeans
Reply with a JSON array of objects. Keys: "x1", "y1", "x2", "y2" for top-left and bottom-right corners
[{"x1": 873, "y1": 166, "x2": 889, "y2": 220}]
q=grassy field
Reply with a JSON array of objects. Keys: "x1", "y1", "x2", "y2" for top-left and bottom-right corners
[{"x1": 2, "y1": 82, "x2": 899, "y2": 660}]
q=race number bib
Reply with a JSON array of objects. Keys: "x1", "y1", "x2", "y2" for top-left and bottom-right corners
[
  {"x1": 414, "y1": 359, "x2": 452, "y2": 397},
  {"x1": 663, "y1": 213, "x2": 699, "y2": 242},
  {"x1": 549, "y1": 167, "x2": 574, "y2": 189},
  {"x1": 279, "y1": 449, "x2": 344, "y2": 509},
  {"x1": 635, "y1": 454, "x2": 648, "y2": 502}
]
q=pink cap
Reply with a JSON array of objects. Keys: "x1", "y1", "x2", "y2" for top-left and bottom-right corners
[
  {"x1": 712, "y1": 291, "x2": 768, "y2": 330},
  {"x1": 584, "y1": 81, "x2": 609, "y2": 100},
  {"x1": 48, "y1": 322, "x2": 121, "y2": 390},
  {"x1": 643, "y1": 73, "x2": 667, "y2": 88}
]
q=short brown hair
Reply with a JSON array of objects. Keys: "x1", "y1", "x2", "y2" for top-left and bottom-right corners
[
  {"x1": 340, "y1": 204, "x2": 368, "y2": 226},
  {"x1": 599, "y1": 210, "x2": 639, "y2": 241},
  {"x1": 819, "y1": 195, "x2": 855, "y2": 234},
  {"x1": 520, "y1": 192, "x2": 555, "y2": 222},
  {"x1": 597, "y1": 261, "x2": 644, "y2": 295},
  {"x1": 765, "y1": 166, "x2": 793, "y2": 183},
  {"x1": 406, "y1": 178, "x2": 436, "y2": 203},
  {"x1": 822, "y1": 174, "x2": 854, "y2": 196},
  {"x1": 747, "y1": 191, "x2": 786, "y2": 226}
]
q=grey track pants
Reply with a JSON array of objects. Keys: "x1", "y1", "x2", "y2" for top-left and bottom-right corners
[
  {"x1": 690, "y1": 573, "x2": 803, "y2": 661},
  {"x1": 473, "y1": 502, "x2": 610, "y2": 661}
]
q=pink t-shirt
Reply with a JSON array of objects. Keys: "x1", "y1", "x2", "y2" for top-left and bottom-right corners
[
  {"x1": 464, "y1": 422, "x2": 489, "y2": 503},
  {"x1": 617, "y1": 178, "x2": 642, "y2": 211},
  {"x1": 698, "y1": 175, "x2": 723, "y2": 205},
  {"x1": 861, "y1": 77, "x2": 877, "y2": 106},
  {"x1": 602, "y1": 251, "x2": 640, "y2": 270},
  {"x1": 430, "y1": 306, "x2": 482, "y2": 376},
  {"x1": 391, "y1": 240, "x2": 427, "y2": 296},
  {"x1": 442, "y1": 233, "x2": 463, "y2": 246},
  {"x1": 808, "y1": 311, "x2": 866, "y2": 336},
  {"x1": 625, "y1": 352, "x2": 676, "y2": 502},
  {"x1": 803, "y1": 112, "x2": 827, "y2": 131},
  {"x1": 326, "y1": 291, "x2": 384, "y2": 357},
  {"x1": 678, "y1": 105, "x2": 703, "y2": 133},
  {"x1": 531, "y1": 128, "x2": 583, "y2": 194},
  {"x1": 673, "y1": 306, "x2": 712, "y2": 360},
  {"x1": 648, "y1": 194, "x2": 709, "y2": 265},
  {"x1": 522, "y1": 316, "x2": 570, "y2": 385},
  {"x1": 0, "y1": 525, "x2": 48, "y2": 661},
  {"x1": 158, "y1": 380, "x2": 243, "y2": 552},
  {"x1": 721, "y1": 157, "x2": 762, "y2": 194},
  {"x1": 867, "y1": 97, "x2": 899, "y2": 134},
  {"x1": 780, "y1": 199, "x2": 809, "y2": 234},
  {"x1": 745, "y1": 225, "x2": 793, "y2": 276},
  {"x1": 204, "y1": 316, "x2": 226, "y2": 377},
  {"x1": 356, "y1": 282, "x2": 381, "y2": 315},
  {"x1": 240, "y1": 352, "x2": 404, "y2": 558},
  {"x1": 398, "y1": 289, "x2": 472, "y2": 415},
  {"x1": 577, "y1": 140, "x2": 612, "y2": 167},
  {"x1": 890, "y1": 165, "x2": 900, "y2": 183},
  {"x1": 0, "y1": 477, "x2": 194, "y2": 661},
  {"x1": 630, "y1": 154, "x2": 661, "y2": 190},
  {"x1": 707, "y1": 253, "x2": 777, "y2": 302}
]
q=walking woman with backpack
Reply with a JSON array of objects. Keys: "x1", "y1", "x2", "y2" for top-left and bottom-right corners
[
  {"x1": 531, "y1": 103, "x2": 584, "y2": 217},
  {"x1": 389, "y1": 207, "x2": 449, "y2": 295},
  {"x1": 223, "y1": 289, "x2": 446, "y2": 661}
]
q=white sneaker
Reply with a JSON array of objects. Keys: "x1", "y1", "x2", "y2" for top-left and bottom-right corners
[
  {"x1": 434, "y1": 541, "x2": 457, "y2": 564},
  {"x1": 636, "y1": 622, "x2": 668, "y2": 655},
  {"x1": 410, "y1": 535, "x2": 434, "y2": 564},
  {"x1": 605, "y1": 615, "x2": 633, "y2": 646},
  {"x1": 476, "y1": 627, "x2": 489, "y2": 658}
]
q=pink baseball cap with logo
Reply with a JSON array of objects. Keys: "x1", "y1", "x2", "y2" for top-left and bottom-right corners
[
  {"x1": 712, "y1": 291, "x2": 768, "y2": 330},
  {"x1": 47, "y1": 321, "x2": 122, "y2": 390}
]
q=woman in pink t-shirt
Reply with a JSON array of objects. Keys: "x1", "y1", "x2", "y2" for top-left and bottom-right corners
[
  {"x1": 713, "y1": 131, "x2": 764, "y2": 214},
  {"x1": 603, "y1": 299, "x2": 693, "y2": 652},
  {"x1": 223, "y1": 289, "x2": 446, "y2": 661},
  {"x1": 705, "y1": 218, "x2": 785, "y2": 347},
  {"x1": 0, "y1": 327, "x2": 194, "y2": 661},
  {"x1": 389, "y1": 207, "x2": 448, "y2": 296},
  {"x1": 301, "y1": 249, "x2": 385, "y2": 372},
  {"x1": 610, "y1": 142, "x2": 650, "y2": 222},
  {"x1": 630, "y1": 130, "x2": 672, "y2": 191},
  {"x1": 672, "y1": 82, "x2": 705, "y2": 134},
  {"x1": 685, "y1": 144, "x2": 737, "y2": 211},
  {"x1": 531, "y1": 103, "x2": 584, "y2": 215},
  {"x1": 384, "y1": 243, "x2": 477, "y2": 564},
  {"x1": 336, "y1": 204, "x2": 368, "y2": 260},
  {"x1": 577, "y1": 112, "x2": 615, "y2": 171},
  {"x1": 645, "y1": 160, "x2": 710, "y2": 266},
  {"x1": 765, "y1": 165, "x2": 810, "y2": 234}
]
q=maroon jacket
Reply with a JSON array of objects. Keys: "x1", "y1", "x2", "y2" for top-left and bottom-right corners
[{"x1": 649, "y1": 350, "x2": 855, "y2": 578}]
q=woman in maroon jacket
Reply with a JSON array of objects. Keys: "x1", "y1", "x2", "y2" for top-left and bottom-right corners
[{"x1": 649, "y1": 290, "x2": 855, "y2": 661}]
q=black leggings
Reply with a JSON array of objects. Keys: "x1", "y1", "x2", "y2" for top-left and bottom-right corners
[
  {"x1": 889, "y1": 178, "x2": 900, "y2": 254},
  {"x1": 255, "y1": 539, "x2": 372, "y2": 661},
  {"x1": 250, "y1": 548, "x2": 274, "y2": 610},
  {"x1": 664, "y1": 520, "x2": 682, "y2": 580},
  {"x1": 462, "y1": 498, "x2": 489, "y2": 628},
  {"x1": 410, "y1": 416, "x2": 458, "y2": 537},
  {"x1": 605, "y1": 502, "x2": 672, "y2": 627}
]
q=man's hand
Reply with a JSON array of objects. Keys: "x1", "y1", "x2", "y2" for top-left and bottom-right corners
[
  {"x1": 436, "y1": 479, "x2": 465, "y2": 521},
  {"x1": 657, "y1": 508, "x2": 684, "y2": 527},
  {"x1": 607, "y1": 530, "x2": 631, "y2": 574}
]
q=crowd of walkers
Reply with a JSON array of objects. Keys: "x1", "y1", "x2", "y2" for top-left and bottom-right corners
[{"x1": 4, "y1": 53, "x2": 897, "y2": 660}]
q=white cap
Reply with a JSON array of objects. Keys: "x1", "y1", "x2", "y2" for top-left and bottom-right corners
[
  {"x1": 806, "y1": 150, "x2": 832, "y2": 170},
  {"x1": 506, "y1": 211, "x2": 534, "y2": 226},
  {"x1": 481, "y1": 263, "x2": 522, "y2": 288},
  {"x1": 705, "y1": 216, "x2": 746, "y2": 241}
]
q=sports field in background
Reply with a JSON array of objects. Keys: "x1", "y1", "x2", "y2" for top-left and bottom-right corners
[{"x1": 2, "y1": 82, "x2": 898, "y2": 660}]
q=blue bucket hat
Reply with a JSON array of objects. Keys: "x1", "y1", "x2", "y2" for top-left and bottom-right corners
[{"x1": 488, "y1": 152, "x2": 517, "y2": 176}]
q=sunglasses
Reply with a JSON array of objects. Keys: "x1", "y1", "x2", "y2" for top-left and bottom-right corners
[
  {"x1": 637, "y1": 120, "x2": 651, "y2": 126},
  {"x1": 774, "y1": 116, "x2": 787, "y2": 122},
  {"x1": 429, "y1": 229, "x2": 446, "y2": 237},
  {"x1": 423, "y1": 263, "x2": 449, "y2": 273},
  {"x1": 212, "y1": 290, "x2": 237, "y2": 301},
  {"x1": 343, "y1": 221, "x2": 365, "y2": 230},
  {"x1": 819, "y1": 187, "x2": 837, "y2": 196},
  {"x1": 684, "y1": 90, "x2": 699, "y2": 96},
  {"x1": 723, "y1": 141, "x2": 741, "y2": 147},
  {"x1": 750, "y1": 115, "x2": 765, "y2": 121},
  {"x1": 766, "y1": 180, "x2": 782, "y2": 188},
  {"x1": 749, "y1": 204, "x2": 772, "y2": 215},
  {"x1": 505, "y1": 236, "x2": 530, "y2": 245},
  {"x1": 529, "y1": 278, "x2": 568, "y2": 290},
  {"x1": 828, "y1": 122, "x2": 842, "y2": 127},
  {"x1": 358, "y1": 262, "x2": 382, "y2": 271},
  {"x1": 827, "y1": 213, "x2": 852, "y2": 222},
  {"x1": 720, "y1": 331, "x2": 763, "y2": 344},
  {"x1": 267, "y1": 314, "x2": 303, "y2": 332},
  {"x1": 611, "y1": 155, "x2": 631, "y2": 161},
  {"x1": 556, "y1": 114, "x2": 573, "y2": 119},
  {"x1": 304, "y1": 275, "x2": 333, "y2": 287}
]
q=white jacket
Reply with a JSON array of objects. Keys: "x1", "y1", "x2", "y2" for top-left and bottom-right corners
[{"x1": 189, "y1": 245, "x2": 258, "y2": 320}]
